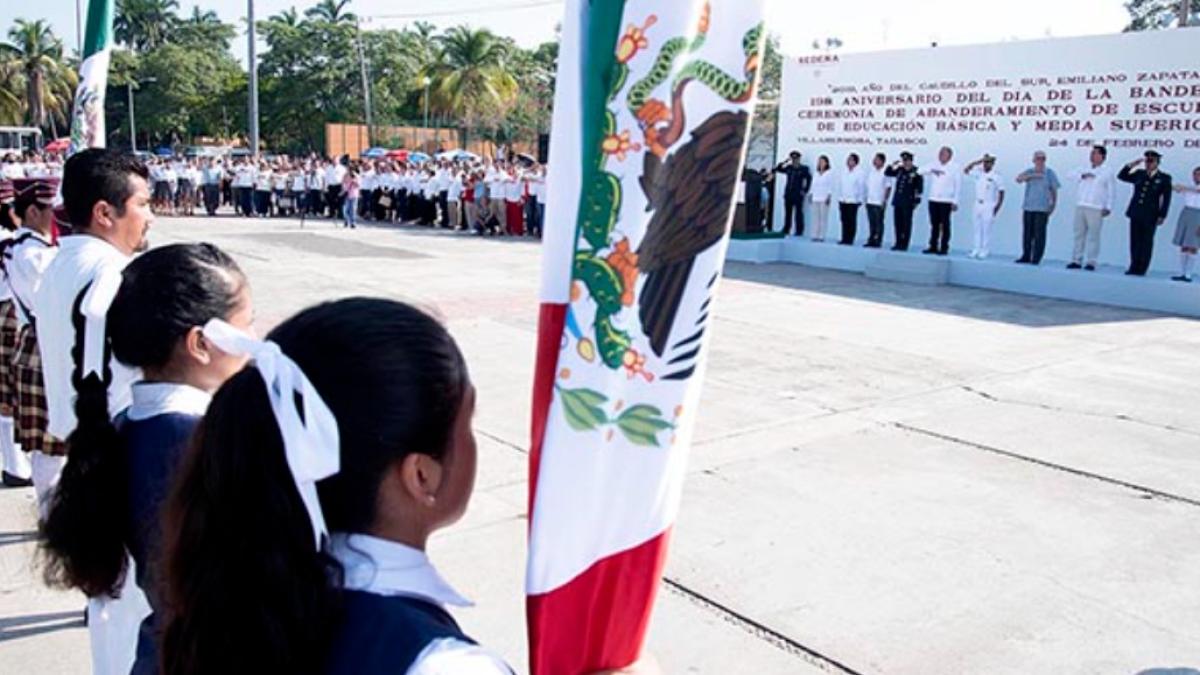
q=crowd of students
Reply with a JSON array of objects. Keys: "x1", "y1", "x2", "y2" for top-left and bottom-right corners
[
  {"x1": 140, "y1": 153, "x2": 550, "y2": 238},
  {"x1": 0, "y1": 149, "x2": 647, "y2": 675}
]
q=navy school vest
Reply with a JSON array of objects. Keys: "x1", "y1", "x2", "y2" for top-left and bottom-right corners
[{"x1": 325, "y1": 591, "x2": 476, "y2": 674}]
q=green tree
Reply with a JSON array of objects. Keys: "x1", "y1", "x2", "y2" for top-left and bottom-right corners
[
  {"x1": 134, "y1": 42, "x2": 243, "y2": 145},
  {"x1": 424, "y1": 26, "x2": 518, "y2": 145},
  {"x1": 174, "y1": 7, "x2": 236, "y2": 51},
  {"x1": 1124, "y1": 0, "x2": 1198, "y2": 30},
  {"x1": 114, "y1": 0, "x2": 180, "y2": 52},
  {"x1": 1, "y1": 19, "x2": 77, "y2": 133},
  {"x1": 257, "y1": 9, "x2": 361, "y2": 152},
  {"x1": 495, "y1": 38, "x2": 554, "y2": 147},
  {"x1": 305, "y1": 0, "x2": 357, "y2": 25}
]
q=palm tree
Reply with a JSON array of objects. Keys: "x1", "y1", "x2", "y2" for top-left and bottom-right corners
[
  {"x1": 424, "y1": 26, "x2": 518, "y2": 143},
  {"x1": 402, "y1": 21, "x2": 439, "y2": 72},
  {"x1": 267, "y1": 7, "x2": 302, "y2": 29},
  {"x1": 1, "y1": 20, "x2": 78, "y2": 132},
  {"x1": 0, "y1": 60, "x2": 26, "y2": 126},
  {"x1": 115, "y1": 0, "x2": 180, "y2": 52},
  {"x1": 175, "y1": 5, "x2": 235, "y2": 49},
  {"x1": 305, "y1": 0, "x2": 357, "y2": 25}
]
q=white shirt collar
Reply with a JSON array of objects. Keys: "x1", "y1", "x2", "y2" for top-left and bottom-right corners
[
  {"x1": 329, "y1": 533, "x2": 473, "y2": 608},
  {"x1": 126, "y1": 382, "x2": 212, "y2": 421}
]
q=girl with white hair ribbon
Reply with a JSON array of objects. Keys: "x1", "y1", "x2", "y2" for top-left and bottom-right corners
[
  {"x1": 42, "y1": 243, "x2": 252, "y2": 675},
  {"x1": 160, "y1": 298, "x2": 515, "y2": 675}
]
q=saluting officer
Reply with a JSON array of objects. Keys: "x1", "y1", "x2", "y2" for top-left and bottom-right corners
[
  {"x1": 773, "y1": 151, "x2": 812, "y2": 236},
  {"x1": 1118, "y1": 150, "x2": 1173, "y2": 276},
  {"x1": 885, "y1": 151, "x2": 923, "y2": 251}
]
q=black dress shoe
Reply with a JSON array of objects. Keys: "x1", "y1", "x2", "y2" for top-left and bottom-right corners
[
  {"x1": 2, "y1": 471, "x2": 32, "y2": 488},
  {"x1": 1084, "y1": 264, "x2": 1096, "y2": 271},
  {"x1": 1015, "y1": 258, "x2": 1031, "y2": 264},
  {"x1": 1066, "y1": 262, "x2": 1082, "y2": 270},
  {"x1": 1171, "y1": 275, "x2": 1193, "y2": 283},
  {"x1": 937, "y1": 250, "x2": 948, "y2": 256},
  {"x1": 922, "y1": 248, "x2": 937, "y2": 255}
]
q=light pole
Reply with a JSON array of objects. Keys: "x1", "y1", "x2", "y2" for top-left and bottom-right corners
[
  {"x1": 423, "y1": 76, "x2": 432, "y2": 150},
  {"x1": 356, "y1": 20, "x2": 374, "y2": 148},
  {"x1": 247, "y1": 0, "x2": 260, "y2": 159}
]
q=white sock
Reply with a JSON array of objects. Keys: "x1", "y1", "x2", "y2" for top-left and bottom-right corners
[
  {"x1": 0, "y1": 416, "x2": 30, "y2": 480},
  {"x1": 1182, "y1": 252, "x2": 1196, "y2": 278}
]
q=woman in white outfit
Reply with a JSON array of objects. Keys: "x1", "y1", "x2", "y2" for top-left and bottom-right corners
[{"x1": 809, "y1": 156, "x2": 834, "y2": 242}]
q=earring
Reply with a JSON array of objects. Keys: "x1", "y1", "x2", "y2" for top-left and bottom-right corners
[{"x1": 426, "y1": 495, "x2": 436, "y2": 505}]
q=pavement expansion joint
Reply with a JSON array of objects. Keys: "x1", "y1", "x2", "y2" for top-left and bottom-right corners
[
  {"x1": 661, "y1": 577, "x2": 866, "y2": 675},
  {"x1": 958, "y1": 386, "x2": 1200, "y2": 438},
  {"x1": 893, "y1": 423, "x2": 1200, "y2": 508}
]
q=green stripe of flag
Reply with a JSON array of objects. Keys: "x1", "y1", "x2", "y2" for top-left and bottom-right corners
[
  {"x1": 81, "y1": 0, "x2": 114, "y2": 58},
  {"x1": 571, "y1": 0, "x2": 627, "y2": 247}
]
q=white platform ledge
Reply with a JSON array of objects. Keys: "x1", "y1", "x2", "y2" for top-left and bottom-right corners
[{"x1": 727, "y1": 238, "x2": 1200, "y2": 318}]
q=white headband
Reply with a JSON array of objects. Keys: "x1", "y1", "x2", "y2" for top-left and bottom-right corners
[{"x1": 202, "y1": 319, "x2": 341, "y2": 550}]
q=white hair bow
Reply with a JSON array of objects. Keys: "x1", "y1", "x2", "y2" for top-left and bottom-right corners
[{"x1": 202, "y1": 319, "x2": 341, "y2": 550}]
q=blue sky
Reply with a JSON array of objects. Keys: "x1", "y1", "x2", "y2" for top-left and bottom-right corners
[{"x1": 10, "y1": 0, "x2": 1131, "y2": 62}]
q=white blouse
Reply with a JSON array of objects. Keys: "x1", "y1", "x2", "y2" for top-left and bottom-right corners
[
  {"x1": 809, "y1": 169, "x2": 835, "y2": 202},
  {"x1": 329, "y1": 534, "x2": 513, "y2": 675}
]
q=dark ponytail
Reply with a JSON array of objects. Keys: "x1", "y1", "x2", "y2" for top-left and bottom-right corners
[
  {"x1": 161, "y1": 298, "x2": 469, "y2": 675},
  {"x1": 40, "y1": 244, "x2": 245, "y2": 598}
]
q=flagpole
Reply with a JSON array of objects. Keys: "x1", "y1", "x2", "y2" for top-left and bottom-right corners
[
  {"x1": 247, "y1": 0, "x2": 260, "y2": 159},
  {"x1": 67, "y1": 0, "x2": 114, "y2": 156},
  {"x1": 75, "y1": 0, "x2": 82, "y2": 55}
]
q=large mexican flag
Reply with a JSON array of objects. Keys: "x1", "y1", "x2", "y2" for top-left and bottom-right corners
[
  {"x1": 68, "y1": 0, "x2": 115, "y2": 155},
  {"x1": 527, "y1": 1, "x2": 767, "y2": 672}
]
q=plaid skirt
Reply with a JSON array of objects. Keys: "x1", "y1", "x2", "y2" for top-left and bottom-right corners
[
  {"x1": 0, "y1": 301, "x2": 18, "y2": 417},
  {"x1": 14, "y1": 326, "x2": 67, "y2": 456}
]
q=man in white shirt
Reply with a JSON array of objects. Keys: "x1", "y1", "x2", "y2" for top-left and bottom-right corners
[
  {"x1": 306, "y1": 164, "x2": 326, "y2": 217},
  {"x1": 920, "y1": 146, "x2": 962, "y2": 256},
  {"x1": 864, "y1": 153, "x2": 893, "y2": 248},
  {"x1": 233, "y1": 161, "x2": 256, "y2": 217},
  {"x1": 837, "y1": 153, "x2": 867, "y2": 246},
  {"x1": 325, "y1": 161, "x2": 347, "y2": 219},
  {"x1": 1067, "y1": 145, "x2": 1117, "y2": 270},
  {"x1": 201, "y1": 159, "x2": 224, "y2": 216},
  {"x1": 34, "y1": 149, "x2": 152, "y2": 499},
  {"x1": 963, "y1": 154, "x2": 1006, "y2": 259},
  {"x1": 530, "y1": 168, "x2": 547, "y2": 238},
  {"x1": 253, "y1": 163, "x2": 273, "y2": 217},
  {"x1": 487, "y1": 171, "x2": 508, "y2": 233}
]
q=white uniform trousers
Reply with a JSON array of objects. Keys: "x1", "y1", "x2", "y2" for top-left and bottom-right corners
[
  {"x1": 972, "y1": 202, "x2": 997, "y2": 258},
  {"x1": 1072, "y1": 206, "x2": 1105, "y2": 265},
  {"x1": 811, "y1": 200, "x2": 831, "y2": 241}
]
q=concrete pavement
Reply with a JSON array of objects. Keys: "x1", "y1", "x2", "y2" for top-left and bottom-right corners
[{"x1": 1, "y1": 213, "x2": 1197, "y2": 673}]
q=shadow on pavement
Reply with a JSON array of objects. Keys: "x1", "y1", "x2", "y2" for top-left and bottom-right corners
[
  {"x1": 0, "y1": 530, "x2": 37, "y2": 548},
  {"x1": 0, "y1": 610, "x2": 85, "y2": 642}
]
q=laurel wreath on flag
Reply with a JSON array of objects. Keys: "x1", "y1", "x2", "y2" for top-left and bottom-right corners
[{"x1": 557, "y1": 385, "x2": 675, "y2": 447}]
